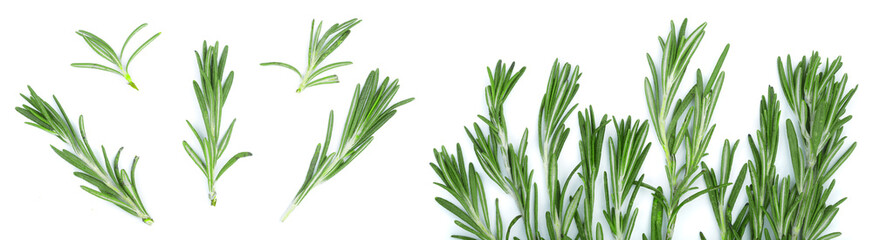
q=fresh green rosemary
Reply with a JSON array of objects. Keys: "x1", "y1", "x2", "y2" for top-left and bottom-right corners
[
  {"x1": 437, "y1": 60, "x2": 537, "y2": 240},
  {"x1": 745, "y1": 87, "x2": 780, "y2": 240},
  {"x1": 603, "y1": 115, "x2": 651, "y2": 240},
  {"x1": 641, "y1": 19, "x2": 730, "y2": 240},
  {"x1": 699, "y1": 140, "x2": 748, "y2": 240},
  {"x1": 538, "y1": 60, "x2": 583, "y2": 240},
  {"x1": 576, "y1": 107, "x2": 609, "y2": 240},
  {"x1": 72, "y1": 23, "x2": 160, "y2": 90},
  {"x1": 765, "y1": 52, "x2": 857, "y2": 239},
  {"x1": 261, "y1": 18, "x2": 361, "y2": 92},
  {"x1": 280, "y1": 69, "x2": 413, "y2": 221},
  {"x1": 182, "y1": 41, "x2": 252, "y2": 206},
  {"x1": 16, "y1": 86, "x2": 152, "y2": 224}
]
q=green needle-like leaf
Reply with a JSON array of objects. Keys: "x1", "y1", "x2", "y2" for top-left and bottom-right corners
[
  {"x1": 261, "y1": 18, "x2": 362, "y2": 92},
  {"x1": 16, "y1": 86, "x2": 152, "y2": 224},
  {"x1": 281, "y1": 69, "x2": 413, "y2": 221},
  {"x1": 72, "y1": 23, "x2": 160, "y2": 90},
  {"x1": 183, "y1": 41, "x2": 252, "y2": 206}
]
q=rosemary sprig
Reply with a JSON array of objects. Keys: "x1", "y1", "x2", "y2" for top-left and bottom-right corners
[
  {"x1": 261, "y1": 18, "x2": 362, "y2": 92},
  {"x1": 602, "y1": 115, "x2": 651, "y2": 240},
  {"x1": 769, "y1": 52, "x2": 857, "y2": 239},
  {"x1": 431, "y1": 144, "x2": 513, "y2": 240},
  {"x1": 432, "y1": 61, "x2": 542, "y2": 239},
  {"x1": 641, "y1": 19, "x2": 730, "y2": 240},
  {"x1": 575, "y1": 107, "x2": 608, "y2": 240},
  {"x1": 745, "y1": 87, "x2": 780, "y2": 240},
  {"x1": 72, "y1": 23, "x2": 160, "y2": 90},
  {"x1": 182, "y1": 41, "x2": 252, "y2": 206},
  {"x1": 699, "y1": 140, "x2": 748, "y2": 240},
  {"x1": 464, "y1": 60, "x2": 540, "y2": 239},
  {"x1": 280, "y1": 69, "x2": 413, "y2": 221},
  {"x1": 538, "y1": 60, "x2": 583, "y2": 240},
  {"x1": 16, "y1": 86, "x2": 152, "y2": 224}
]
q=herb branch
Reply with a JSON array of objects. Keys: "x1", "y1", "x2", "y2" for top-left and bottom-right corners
[
  {"x1": 699, "y1": 140, "x2": 748, "y2": 240},
  {"x1": 72, "y1": 23, "x2": 160, "y2": 90},
  {"x1": 745, "y1": 87, "x2": 780, "y2": 240},
  {"x1": 767, "y1": 52, "x2": 857, "y2": 239},
  {"x1": 573, "y1": 106, "x2": 609, "y2": 240},
  {"x1": 463, "y1": 60, "x2": 540, "y2": 239},
  {"x1": 538, "y1": 60, "x2": 584, "y2": 240},
  {"x1": 641, "y1": 19, "x2": 730, "y2": 240},
  {"x1": 183, "y1": 41, "x2": 252, "y2": 206},
  {"x1": 602, "y1": 115, "x2": 651, "y2": 240},
  {"x1": 16, "y1": 86, "x2": 152, "y2": 224},
  {"x1": 261, "y1": 18, "x2": 362, "y2": 92},
  {"x1": 280, "y1": 69, "x2": 413, "y2": 221}
]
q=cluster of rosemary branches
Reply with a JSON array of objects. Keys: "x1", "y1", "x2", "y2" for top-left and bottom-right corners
[
  {"x1": 16, "y1": 86, "x2": 152, "y2": 224},
  {"x1": 280, "y1": 69, "x2": 413, "y2": 221},
  {"x1": 183, "y1": 41, "x2": 252, "y2": 206},
  {"x1": 700, "y1": 52, "x2": 857, "y2": 240},
  {"x1": 431, "y1": 59, "x2": 652, "y2": 240}
]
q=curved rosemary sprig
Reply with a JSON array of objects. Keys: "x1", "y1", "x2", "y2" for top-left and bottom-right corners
[
  {"x1": 261, "y1": 18, "x2": 362, "y2": 92},
  {"x1": 770, "y1": 52, "x2": 857, "y2": 240},
  {"x1": 183, "y1": 41, "x2": 252, "y2": 206},
  {"x1": 72, "y1": 23, "x2": 160, "y2": 90},
  {"x1": 699, "y1": 140, "x2": 748, "y2": 240},
  {"x1": 440, "y1": 61, "x2": 542, "y2": 239},
  {"x1": 641, "y1": 19, "x2": 730, "y2": 240},
  {"x1": 603, "y1": 115, "x2": 651, "y2": 240},
  {"x1": 16, "y1": 86, "x2": 152, "y2": 224},
  {"x1": 280, "y1": 69, "x2": 413, "y2": 221},
  {"x1": 464, "y1": 60, "x2": 540, "y2": 239}
]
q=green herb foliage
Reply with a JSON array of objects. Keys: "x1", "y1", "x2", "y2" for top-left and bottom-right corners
[
  {"x1": 641, "y1": 19, "x2": 730, "y2": 240},
  {"x1": 281, "y1": 69, "x2": 413, "y2": 221},
  {"x1": 745, "y1": 87, "x2": 780, "y2": 240},
  {"x1": 16, "y1": 86, "x2": 152, "y2": 224},
  {"x1": 575, "y1": 107, "x2": 609, "y2": 240},
  {"x1": 183, "y1": 41, "x2": 252, "y2": 206},
  {"x1": 261, "y1": 18, "x2": 362, "y2": 92},
  {"x1": 765, "y1": 52, "x2": 857, "y2": 240},
  {"x1": 602, "y1": 116, "x2": 651, "y2": 240},
  {"x1": 538, "y1": 60, "x2": 583, "y2": 240},
  {"x1": 72, "y1": 23, "x2": 160, "y2": 90},
  {"x1": 434, "y1": 60, "x2": 651, "y2": 240},
  {"x1": 436, "y1": 60, "x2": 537, "y2": 239},
  {"x1": 699, "y1": 140, "x2": 748, "y2": 240}
]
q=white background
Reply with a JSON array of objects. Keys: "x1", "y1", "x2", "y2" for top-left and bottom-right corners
[{"x1": 0, "y1": 0, "x2": 870, "y2": 239}]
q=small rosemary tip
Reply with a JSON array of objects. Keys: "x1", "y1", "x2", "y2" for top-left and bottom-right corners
[{"x1": 143, "y1": 218, "x2": 154, "y2": 225}]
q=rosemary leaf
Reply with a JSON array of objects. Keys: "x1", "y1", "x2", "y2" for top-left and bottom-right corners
[
  {"x1": 72, "y1": 23, "x2": 160, "y2": 90},
  {"x1": 183, "y1": 41, "x2": 252, "y2": 206},
  {"x1": 261, "y1": 18, "x2": 362, "y2": 92},
  {"x1": 16, "y1": 86, "x2": 153, "y2": 224},
  {"x1": 280, "y1": 69, "x2": 413, "y2": 221}
]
